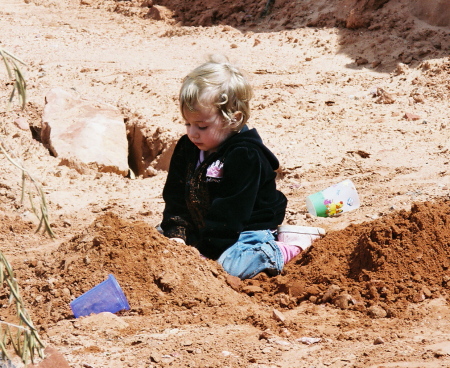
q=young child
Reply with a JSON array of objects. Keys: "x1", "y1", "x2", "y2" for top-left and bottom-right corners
[{"x1": 161, "y1": 55, "x2": 324, "y2": 279}]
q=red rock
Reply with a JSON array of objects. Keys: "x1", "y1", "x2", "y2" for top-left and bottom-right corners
[
  {"x1": 30, "y1": 347, "x2": 71, "y2": 368},
  {"x1": 225, "y1": 274, "x2": 241, "y2": 291},
  {"x1": 404, "y1": 112, "x2": 421, "y2": 121},
  {"x1": 272, "y1": 308, "x2": 286, "y2": 322},
  {"x1": 41, "y1": 88, "x2": 129, "y2": 176}
]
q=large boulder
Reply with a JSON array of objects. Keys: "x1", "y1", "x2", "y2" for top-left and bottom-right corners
[{"x1": 41, "y1": 88, "x2": 129, "y2": 176}]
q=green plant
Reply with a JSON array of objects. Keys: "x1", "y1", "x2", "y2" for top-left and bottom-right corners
[
  {"x1": 0, "y1": 48, "x2": 26, "y2": 110},
  {"x1": 0, "y1": 47, "x2": 47, "y2": 365},
  {"x1": 0, "y1": 48, "x2": 54, "y2": 238},
  {"x1": 0, "y1": 253, "x2": 44, "y2": 364}
]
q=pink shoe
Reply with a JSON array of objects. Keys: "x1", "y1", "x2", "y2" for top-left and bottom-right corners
[{"x1": 277, "y1": 225, "x2": 326, "y2": 251}]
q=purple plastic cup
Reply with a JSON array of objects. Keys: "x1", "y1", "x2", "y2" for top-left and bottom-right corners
[{"x1": 70, "y1": 274, "x2": 130, "y2": 318}]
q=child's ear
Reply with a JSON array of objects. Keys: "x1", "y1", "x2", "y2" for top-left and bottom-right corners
[{"x1": 231, "y1": 111, "x2": 243, "y2": 126}]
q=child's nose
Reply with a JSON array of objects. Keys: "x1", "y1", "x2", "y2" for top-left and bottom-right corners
[{"x1": 188, "y1": 126, "x2": 199, "y2": 138}]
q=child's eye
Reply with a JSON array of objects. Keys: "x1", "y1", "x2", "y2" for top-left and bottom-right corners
[
  {"x1": 184, "y1": 123, "x2": 191, "y2": 127},
  {"x1": 198, "y1": 126, "x2": 208, "y2": 130}
]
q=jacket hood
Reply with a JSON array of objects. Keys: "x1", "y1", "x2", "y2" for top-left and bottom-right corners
[{"x1": 220, "y1": 125, "x2": 280, "y2": 170}]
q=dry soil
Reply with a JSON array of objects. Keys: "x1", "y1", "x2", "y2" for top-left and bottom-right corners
[{"x1": 1, "y1": 0, "x2": 450, "y2": 367}]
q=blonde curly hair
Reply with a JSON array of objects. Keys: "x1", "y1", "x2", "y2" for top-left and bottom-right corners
[{"x1": 179, "y1": 55, "x2": 253, "y2": 131}]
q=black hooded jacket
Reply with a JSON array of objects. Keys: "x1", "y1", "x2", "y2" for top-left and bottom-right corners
[{"x1": 161, "y1": 126, "x2": 287, "y2": 260}]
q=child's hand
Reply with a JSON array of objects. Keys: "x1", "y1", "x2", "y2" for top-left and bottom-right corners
[{"x1": 170, "y1": 237, "x2": 186, "y2": 244}]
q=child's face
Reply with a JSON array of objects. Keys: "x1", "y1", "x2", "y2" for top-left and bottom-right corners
[{"x1": 183, "y1": 104, "x2": 235, "y2": 154}]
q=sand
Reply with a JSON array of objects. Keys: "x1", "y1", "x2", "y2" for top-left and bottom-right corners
[{"x1": 1, "y1": 0, "x2": 450, "y2": 367}]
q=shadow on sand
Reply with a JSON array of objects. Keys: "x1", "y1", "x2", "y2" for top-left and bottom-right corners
[{"x1": 147, "y1": 0, "x2": 449, "y2": 73}]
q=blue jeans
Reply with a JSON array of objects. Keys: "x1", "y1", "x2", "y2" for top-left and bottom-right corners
[{"x1": 217, "y1": 230, "x2": 284, "y2": 280}]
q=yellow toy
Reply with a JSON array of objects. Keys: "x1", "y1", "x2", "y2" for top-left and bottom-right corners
[{"x1": 325, "y1": 201, "x2": 344, "y2": 216}]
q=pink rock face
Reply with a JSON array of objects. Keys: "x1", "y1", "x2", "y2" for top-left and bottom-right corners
[{"x1": 41, "y1": 88, "x2": 129, "y2": 176}]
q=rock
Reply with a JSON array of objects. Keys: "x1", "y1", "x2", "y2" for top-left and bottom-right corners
[
  {"x1": 309, "y1": 295, "x2": 318, "y2": 303},
  {"x1": 375, "y1": 88, "x2": 395, "y2": 104},
  {"x1": 374, "y1": 337, "x2": 385, "y2": 345},
  {"x1": 29, "y1": 347, "x2": 70, "y2": 368},
  {"x1": 41, "y1": 88, "x2": 129, "y2": 176},
  {"x1": 275, "y1": 293, "x2": 292, "y2": 307},
  {"x1": 322, "y1": 284, "x2": 340, "y2": 303},
  {"x1": 225, "y1": 274, "x2": 241, "y2": 291},
  {"x1": 14, "y1": 117, "x2": 29, "y2": 130},
  {"x1": 305, "y1": 285, "x2": 321, "y2": 296},
  {"x1": 242, "y1": 285, "x2": 263, "y2": 295},
  {"x1": 368, "y1": 305, "x2": 387, "y2": 319},
  {"x1": 149, "y1": 353, "x2": 161, "y2": 363},
  {"x1": 356, "y1": 57, "x2": 369, "y2": 66},
  {"x1": 371, "y1": 60, "x2": 381, "y2": 68},
  {"x1": 297, "y1": 336, "x2": 322, "y2": 345},
  {"x1": 412, "y1": 291, "x2": 425, "y2": 303},
  {"x1": 272, "y1": 308, "x2": 286, "y2": 323},
  {"x1": 158, "y1": 273, "x2": 179, "y2": 291},
  {"x1": 403, "y1": 112, "x2": 421, "y2": 121},
  {"x1": 411, "y1": 92, "x2": 425, "y2": 103},
  {"x1": 333, "y1": 293, "x2": 356, "y2": 309}
]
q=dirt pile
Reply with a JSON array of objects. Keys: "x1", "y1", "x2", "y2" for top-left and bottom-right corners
[
  {"x1": 244, "y1": 199, "x2": 450, "y2": 317},
  {"x1": 7, "y1": 199, "x2": 450, "y2": 332},
  {"x1": 13, "y1": 213, "x2": 260, "y2": 328}
]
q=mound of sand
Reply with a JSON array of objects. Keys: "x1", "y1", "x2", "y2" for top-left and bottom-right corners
[
  {"x1": 6, "y1": 199, "x2": 449, "y2": 331},
  {"x1": 14, "y1": 213, "x2": 258, "y2": 327},
  {"x1": 245, "y1": 199, "x2": 450, "y2": 318}
]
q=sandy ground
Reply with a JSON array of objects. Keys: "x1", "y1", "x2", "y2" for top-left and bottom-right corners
[{"x1": 1, "y1": 0, "x2": 450, "y2": 367}]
